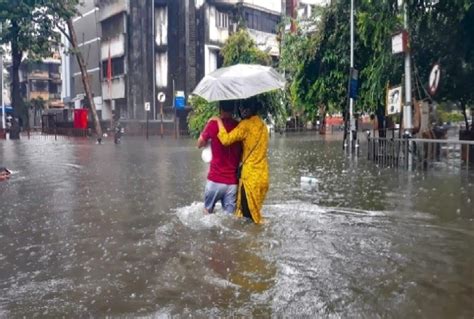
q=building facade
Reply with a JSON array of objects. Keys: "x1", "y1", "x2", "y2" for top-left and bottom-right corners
[
  {"x1": 63, "y1": 0, "x2": 282, "y2": 130},
  {"x1": 17, "y1": 57, "x2": 63, "y2": 127},
  {"x1": 62, "y1": 0, "x2": 108, "y2": 120},
  {"x1": 19, "y1": 58, "x2": 62, "y2": 109}
]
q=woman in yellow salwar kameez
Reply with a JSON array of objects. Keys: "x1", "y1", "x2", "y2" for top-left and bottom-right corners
[{"x1": 210, "y1": 100, "x2": 269, "y2": 224}]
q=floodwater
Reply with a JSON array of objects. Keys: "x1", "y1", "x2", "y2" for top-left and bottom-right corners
[{"x1": 0, "y1": 133, "x2": 473, "y2": 318}]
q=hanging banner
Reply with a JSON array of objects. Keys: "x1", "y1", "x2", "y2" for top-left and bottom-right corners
[{"x1": 386, "y1": 86, "x2": 402, "y2": 115}]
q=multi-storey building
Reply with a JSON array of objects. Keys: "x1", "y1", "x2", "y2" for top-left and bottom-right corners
[
  {"x1": 19, "y1": 57, "x2": 63, "y2": 109},
  {"x1": 62, "y1": 0, "x2": 107, "y2": 119},
  {"x1": 18, "y1": 57, "x2": 63, "y2": 127},
  {"x1": 63, "y1": 0, "x2": 283, "y2": 132},
  {"x1": 285, "y1": 0, "x2": 330, "y2": 33}
]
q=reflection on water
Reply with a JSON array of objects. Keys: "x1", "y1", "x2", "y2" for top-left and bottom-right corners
[{"x1": 0, "y1": 134, "x2": 473, "y2": 317}]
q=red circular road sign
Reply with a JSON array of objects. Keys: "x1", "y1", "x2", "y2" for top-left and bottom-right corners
[{"x1": 428, "y1": 63, "x2": 441, "y2": 96}]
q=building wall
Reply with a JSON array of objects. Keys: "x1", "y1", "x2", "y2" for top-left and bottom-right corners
[
  {"x1": 127, "y1": 0, "x2": 154, "y2": 120},
  {"x1": 241, "y1": 0, "x2": 282, "y2": 14},
  {"x1": 208, "y1": 5, "x2": 230, "y2": 45},
  {"x1": 211, "y1": 0, "x2": 282, "y2": 14},
  {"x1": 20, "y1": 60, "x2": 63, "y2": 109},
  {"x1": 63, "y1": 0, "x2": 283, "y2": 127},
  {"x1": 69, "y1": 0, "x2": 106, "y2": 117}
]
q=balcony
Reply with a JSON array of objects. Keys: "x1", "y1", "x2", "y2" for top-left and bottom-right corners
[
  {"x1": 101, "y1": 34, "x2": 126, "y2": 61},
  {"x1": 99, "y1": 0, "x2": 129, "y2": 22},
  {"x1": 210, "y1": 0, "x2": 239, "y2": 5},
  {"x1": 211, "y1": 0, "x2": 282, "y2": 14},
  {"x1": 102, "y1": 76, "x2": 126, "y2": 100}
]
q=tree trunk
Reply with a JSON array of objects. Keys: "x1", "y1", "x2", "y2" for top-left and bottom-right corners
[
  {"x1": 319, "y1": 105, "x2": 327, "y2": 135},
  {"x1": 10, "y1": 20, "x2": 22, "y2": 118},
  {"x1": 66, "y1": 19, "x2": 103, "y2": 141},
  {"x1": 460, "y1": 101, "x2": 469, "y2": 131}
]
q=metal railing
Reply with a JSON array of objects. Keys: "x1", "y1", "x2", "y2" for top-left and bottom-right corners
[
  {"x1": 367, "y1": 137, "x2": 474, "y2": 170},
  {"x1": 20, "y1": 128, "x2": 90, "y2": 141}
]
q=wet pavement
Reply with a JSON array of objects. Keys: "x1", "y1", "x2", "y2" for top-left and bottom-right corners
[{"x1": 0, "y1": 134, "x2": 473, "y2": 317}]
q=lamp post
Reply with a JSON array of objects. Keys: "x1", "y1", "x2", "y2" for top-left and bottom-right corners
[
  {"x1": 1, "y1": 24, "x2": 5, "y2": 132},
  {"x1": 348, "y1": 0, "x2": 355, "y2": 152},
  {"x1": 403, "y1": 0, "x2": 413, "y2": 134}
]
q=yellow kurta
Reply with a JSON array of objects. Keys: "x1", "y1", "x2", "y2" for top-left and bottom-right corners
[{"x1": 217, "y1": 115, "x2": 269, "y2": 224}]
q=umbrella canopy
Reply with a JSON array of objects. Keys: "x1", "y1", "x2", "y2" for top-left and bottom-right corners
[{"x1": 192, "y1": 64, "x2": 285, "y2": 102}]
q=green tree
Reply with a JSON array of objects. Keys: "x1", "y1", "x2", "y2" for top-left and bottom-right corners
[
  {"x1": 0, "y1": 0, "x2": 104, "y2": 140},
  {"x1": 409, "y1": 0, "x2": 474, "y2": 131},
  {"x1": 221, "y1": 29, "x2": 271, "y2": 66},
  {"x1": 285, "y1": 2, "x2": 351, "y2": 120},
  {"x1": 282, "y1": 0, "x2": 473, "y2": 132},
  {"x1": 187, "y1": 96, "x2": 218, "y2": 138},
  {"x1": 0, "y1": 0, "x2": 58, "y2": 117},
  {"x1": 188, "y1": 29, "x2": 285, "y2": 137},
  {"x1": 44, "y1": 0, "x2": 103, "y2": 139}
]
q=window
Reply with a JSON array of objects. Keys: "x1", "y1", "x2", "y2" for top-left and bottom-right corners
[
  {"x1": 30, "y1": 80, "x2": 48, "y2": 92},
  {"x1": 49, "y1": 64, "x2": 60, "y2": 75},
  {"x1": 49, "y1": 82, "x2": 60, "y2": 94},
  {"x1": 101, "y1": 14, "x2": 125, "y2": 40},
  {"x1": 155, "y1": 52, "x2": 168, "y2": 88},
  {"x1": 102, "y1": 57, "x2": 125, "y2": 78},
  {"x1": 216, "y1": 10, "x2": 229, "y2": 29}
]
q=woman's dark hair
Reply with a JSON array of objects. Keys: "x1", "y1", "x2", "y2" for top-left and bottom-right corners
[
  {"x1": 240, "y1": 97, "x2": 259, "y2": 118},
  {"x1": 220, "y1": 100, "x2": 235, "y2": 113}
]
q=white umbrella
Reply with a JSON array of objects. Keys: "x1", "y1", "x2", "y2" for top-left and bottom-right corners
[{"x1": 192, "y1": 64, "x2": 285, "y2": 102}]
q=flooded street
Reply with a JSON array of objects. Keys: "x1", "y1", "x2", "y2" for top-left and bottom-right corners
[{"x1": 1, "y1": 134, "x2": 473, "y2": 317}]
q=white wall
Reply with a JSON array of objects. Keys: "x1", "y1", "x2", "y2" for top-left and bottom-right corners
[
  {"x1": 208, "y1": 6, "x2": 229, "y2": 44},
  {"x1": 155, "y1": 52, "x2": 168, "y2": 88},
  {"x1": 102, "y1": 77, "x2": 126, "y2": 100},
  {"x1": 155, "y1": 6, "x2": 168, "y2": 46},
  {"x1": 204, "y1": 45, "x2": 220, "y2": 75},
  {"x1": 248, "y1": 29, "x2": 279, "y2": 56},
  {"x1": 61, "y1": 32, "x2": 71, "y2": 100},
  {"x1": 100, "y1": 34, "x2": 125, "y2": 60},
  {"x1": 99, "y1": 0, "x2": 129, "y2": 21},
  {"x1": 241, "y1": 0, "x2": 282, "y2": 14},
  {"x1": 300, "y1": 0, "x2": 329, "y2": 5}
]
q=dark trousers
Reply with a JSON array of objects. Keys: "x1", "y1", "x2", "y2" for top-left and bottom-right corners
[{"x1": 241, "y1": 185, "x2": 254, "y2": 222}]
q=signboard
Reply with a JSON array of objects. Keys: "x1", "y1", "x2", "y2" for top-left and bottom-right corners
[
  {"x1": 349, "y1": 68, "x2": 358, "y2": 99},
  {"x1": 392, "y1": 31, "x2": 409, "y2": 54},
  {"x1": 428, "y1": 63, "x2": 441, "y2": 96},
  {"x1": 73, "y1": 109, "x2": 88, "y2": 129},
  {"x1": 157, "y1": 92, "x2": 166, "y2": 103},
  {"x1": 175, "y1": 91, "x2": 185, "y2": 109},
  {"x1": 386, "y1": 86, "x2": 402, "y2": 115},
  {"x1": 144, "y1": 102, "x2": 151, "y2": 112}
]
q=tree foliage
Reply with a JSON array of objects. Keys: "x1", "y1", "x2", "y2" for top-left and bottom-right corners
[
  {"x1": 221, "y1": 29, "x2": 272, "y2": 66},
  {"x1": 188, "y1": 29, "x2": 286, "y2": 137},
  {"x1": 187, "y1": 96, "x2": 218, "y2": 138},
  {"x1": 282, "y1": 0, "x2": 473, "y2": 130},
  {"x1": 409, "y1": 0, "x2": 474, "y2": 129},
  {"x1": 0, "y1": 0, "x2": 62, "y2": 116}
]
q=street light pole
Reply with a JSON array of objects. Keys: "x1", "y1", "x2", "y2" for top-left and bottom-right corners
[
  {"x1": 348, "y1": 0, "x2": 355, "y2": 151},
  {"x1": 403, "y1": 0, "x2": 413, "y2": 133},
  {"x1": 152, "y1": 0, "x2": 156, "y2": 121},
  {"x1": 1, "y1": 24, "x2": 5, "y2": 132}
]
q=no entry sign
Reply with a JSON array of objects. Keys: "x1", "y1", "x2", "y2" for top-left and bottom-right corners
[{"x1": 428, "y1": 63, "x2": 441, "y2": 96}]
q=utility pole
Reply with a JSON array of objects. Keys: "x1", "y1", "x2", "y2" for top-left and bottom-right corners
[
  {"x1": 348, "y1": 0, "x2": 355, "y2": 151},
  {"x1": 403, "y1": 0, "x2": 413, "y2": 134},
  {"x1": 0, "y1": 24, "x2": 5, "y2": 132},
  {"x1": 152, "y1": 0, "x2": 156, "y2": 121}
]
